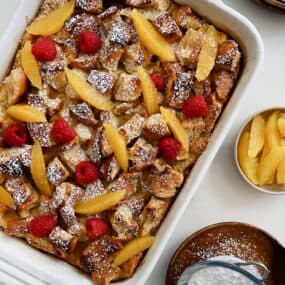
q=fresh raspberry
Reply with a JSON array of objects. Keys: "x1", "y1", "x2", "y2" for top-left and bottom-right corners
[
  {"x1": 76, "y1": 161, "x2": 99, "y2": 184},
  {"x1": 182, "y1": 95, "x2": 208, "y2": 118},
  {"x1": 86, "y1": 218, "x2": 110, "y2": 239},
  {"x1": 51, "y1": 118, "x2": 76, "y2": 144},
  {"x1": 4, "y1": 124, "x2": 28, "y2": 146},
  {"x1": 30, "y1": 215, "x2": 56, "y2": 238},
  {"x1": 150, "y1": 73, "x2": 165, "y2": 91},
  {"x1": 78, "y1": 30, "x2": 102, "y2": 54},
  {"x1": 159, "y1": 137, "x2": 181, "y2": 161},
  {"x1": 32, "y1": 38, "x2": 57, "y2": 61}
]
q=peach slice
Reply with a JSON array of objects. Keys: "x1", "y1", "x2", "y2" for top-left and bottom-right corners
[
  {"x1": 104, "y1": 123, "x2": 129, "y2": 172},
  {"x1": 0, "y1": 186, "x2": 14, "y2": 208},
  {"x1": 237, "y1": 131, "x2": 259, "y2": 185},
  {"x1": 21, "y1": 41, "x2": 42, "y2": 89},
  {"x1": 26, "y1": 0, "x2": 75, "y2": 36},
  {"x1": 137, "y1": 66, "x2": 159, "y2": 115},
  {"x1": 266, "y1": 111, "x2": 280, "y2": 149},
  {"x1": 258, "y1": 147, "x2": 285, "y2": 185},
  {"x1": 31, "y1": 141, "x2": 52, "y2": 197},
  {"x1": 160, "y1": 107, "x2": 188, "y2": 150},
  {"x1": 74, "y1": 190, "x2": 125, "y2": 215},
  {"x1": 248, "y1": 115, "x2": 265, "y2": 158},
  {"x1": 65, "y1": 68, "x2": 114, "y2": 111},
  {"x1": 278, "y1": 117, "x2": 285, "y2": 137},
  {"x1": 277, "y1": 159, "x2": 285, "y2": 184},
  {"x1": 112, "y1": 235, "x2": 155, "y2": 266},
  {"x1": 196, "y1": 25, "x2": 219, "y2": 81},
  {"x1": 7, "y1": 104, "x2": 46, "y2": 122},
  {"x1": 131, "y1": 9, "x2": 176, "y2": 62}
]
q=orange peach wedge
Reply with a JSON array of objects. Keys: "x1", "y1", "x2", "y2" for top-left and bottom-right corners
[
  {"x1": 131, "y1": 9, "x2": 176, "y2": 62},
  {"x1": 21, "y1": 41, "x2": 42, "y2": 89},
  {"x1": 31, "y1": 141, "x2": 52, "y2": 197},
  {"x1": 137, "y1": 66, "x2": 159, "y2": 115},
  {"x1": 65, "y1": 68, "x2": 114, "y2": 111},
  {"x1": 196, "y1": 25, "x2": 219, "y2": 81},
  {"x1": 26, "y1": 0, "x2": 75, "y2": 36},
  {"x1": 74, "y1": 190, "x2": 125, "y2": 215},
  {"x1": 7, "y1": 104, "x2": 46, "y2": 122},
  {"x1": 112, "y1": 235, "x2": 155, "y2": 266},
  {"x1": 104, "y1": 123, "x2": 129, "y2": 172},
  {"x1": 0, "y1": 186, "x2": 14, "y2": 208},
  {"x1": 160, "y1": 107, "x2": 188, "y2": 150}
]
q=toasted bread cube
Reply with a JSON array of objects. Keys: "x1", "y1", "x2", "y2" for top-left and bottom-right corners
[
  {"x1": 192, "y1": 77, "x2": 212, "y2": 97},
  {"x1": 214, "y1": 70, "x2": 233, "y2": 102},
  {"x1": 60, "y1": 204, "x2": 81, "y2": 236},
  {"x1": 100, "y1": 156, "x2": 120, "y2": 183},
  {"x1": 81, "y1": 237, "x2": 123, "y2": 280},
  {"x1": 114, "y1": 73, "x2": 141, "y2": 102},
  {"x1": 88, "y1": 70, "x2": 116, "y2": 96},
  {"x1": 0, "y1": 150, "x2": 24, "y2": 178},
  {"x1": 87, "y1": 127, "x2": 103, "y2": 164},
  {"x1": 5, "y1": 178, "x2": 39, "y2": 216},
  {"x1": 119, "y1": 114, "x2": 145, "y2": 144},
  {"x1": 69, "y1": 102, "x2": 98, "y2": 126},
  {"x1": 203, "y1": 94, "x2": 222, "y2": 132},
  {"x1": 110, "y1": 204, "x2": 139, "y2": 240},
  {"x1": 150, "y1": 165, "x2": 183, "y2": 198},
  {"x1": 216, "y1": 40, "x2": 241, "y2": 76},
  {"x1": 168, "y1": 72, "x2": 194, "y2": 109},
  {"x1": 108, "y1": 19, "x2": 133, "y2": 46},
  {"x1": 113, "y1": 102, "x2": 136, "y2": 116},
  {"x1": 182, "y1": 117, "x2": 205, "y2": 142},
  {"x1": 76, "y1": 0, "x2": 103, "y2": 13},
  {"x1": 27, "y1": 122, "x2": 55, "y2": 147},
  {"x1": 100, "y1": 111, "x2": 118, "y2": 127},
  {"x1": 175, "y1": 28, "x2": 205, "y2": 68},
  {"x1": 82, "y1": 179, "x2": 106, "y2": 200},
  {"x1": 97, "y1": 6, "x2": 120, "y2": 22},
  {"x1": 27, "y1": 93, "x2": 47, "y2": 113},
  {"x1": 172, "y1": 5, "x2": 205, "y2": 30},
  {"x1": 47, "y1": 157, "x2": 70, "y2": 186},
  {"x1": 99, "y1": 40, "x2": 125, "y2": 71},
  {"x1": 189, "y1": 134, "x2": 210, "y2": 156},
  {"x1": 122, "y1": 43, "x2": 151, "y2": 74},
  {"x1": 0, "y1": 68, "x2": 27, "y2": 106},
  {"x1": 143, "y1": 113, "x2": 170, "y2": 140},
  {"x1": 60, "y1": 138, "x2": 87, "y2": 172},
  {"x1": 75, "y1": 124, "x2": 93, "y2": 143},
  {"x1": 129, "y1": 138, "x2": 158, "y2": 171},
  {"x1": 139, "y1": 196, "x2": 170, "y2": 236},
  {"x1": 70, "y1": 54, "x2": 99, "y2": 71},
  {"x1": 49, "y1": 226, "x2": 78, "y2": 256},
  {"x1": 153, "y1": 13, "x2": 182, "y2": 42}
]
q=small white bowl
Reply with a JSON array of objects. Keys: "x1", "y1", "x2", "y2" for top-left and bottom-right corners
[{"x1": 235, "y1": 107, "x2": 285, "y2": 195}]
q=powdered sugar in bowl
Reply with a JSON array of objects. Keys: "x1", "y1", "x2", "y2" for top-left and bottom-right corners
[{"x1": 178, "y1": 256, "x2": 269, "y2": 285}]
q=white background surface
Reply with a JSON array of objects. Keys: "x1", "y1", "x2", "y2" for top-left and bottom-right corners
[
  {"x1": 0, "y1": 0, "x2": 284, "y2": 284},
  {"x1": 147, "y1": 0, "x2": 285, "y2": 284}
]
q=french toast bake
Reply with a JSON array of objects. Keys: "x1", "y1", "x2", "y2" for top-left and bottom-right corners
[{"x1": 0, "y1": 0, "x2": 241, "y2": 284}]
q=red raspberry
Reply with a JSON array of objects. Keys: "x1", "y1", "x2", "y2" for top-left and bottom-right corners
[
  {"x1": 76, "y1": 161, "x2": 99, "y2": 184},
  {"x1": 86, "y1": 218, "x2": 110, "y2": 239},
  {"x1": 182, "y1": 95, "x2": 208, "y2": 118},
  {"x1": 4, "y1": 124, "x2": 28, "y2": 146},
  {"x1": 159, "y1": 137, "x2": 181, "y2": 161},
  {"x1": 30, "y1": 215, "x2": 56, "y2": 238},
  {"x1": 150, "y1": 73, "x2": 165, "y2": 91},
  {"x1": 78, "y1": 30, "x2": 102, "y2": 54},
  {"x1": 32, "y1": 38, "x2": 57, "y2": 62},
  {"x1": 51, "y1": 118, "x2": 76, "y2": 144}
]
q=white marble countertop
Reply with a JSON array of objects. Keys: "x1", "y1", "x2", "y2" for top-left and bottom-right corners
[
  {"x1": 0, "y1": 1, "x2": 285, "y2": 284},
  {"x1": 147, "y1": 0, "x2": 285, "y2": 284}
]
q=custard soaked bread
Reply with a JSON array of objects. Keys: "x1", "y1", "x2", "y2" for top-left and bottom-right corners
[{"x1": 0, "y1": 0, "x2": 241, "y2": 284}]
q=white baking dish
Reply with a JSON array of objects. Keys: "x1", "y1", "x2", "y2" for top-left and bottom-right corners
[{"x1": 0, "y1": 1, "x2": 264, "y2": 284}]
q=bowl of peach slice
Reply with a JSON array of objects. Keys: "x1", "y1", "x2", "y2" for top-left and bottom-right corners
[{"x1": 235, "y1": 108, "x2": 285, "y2": 194}]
